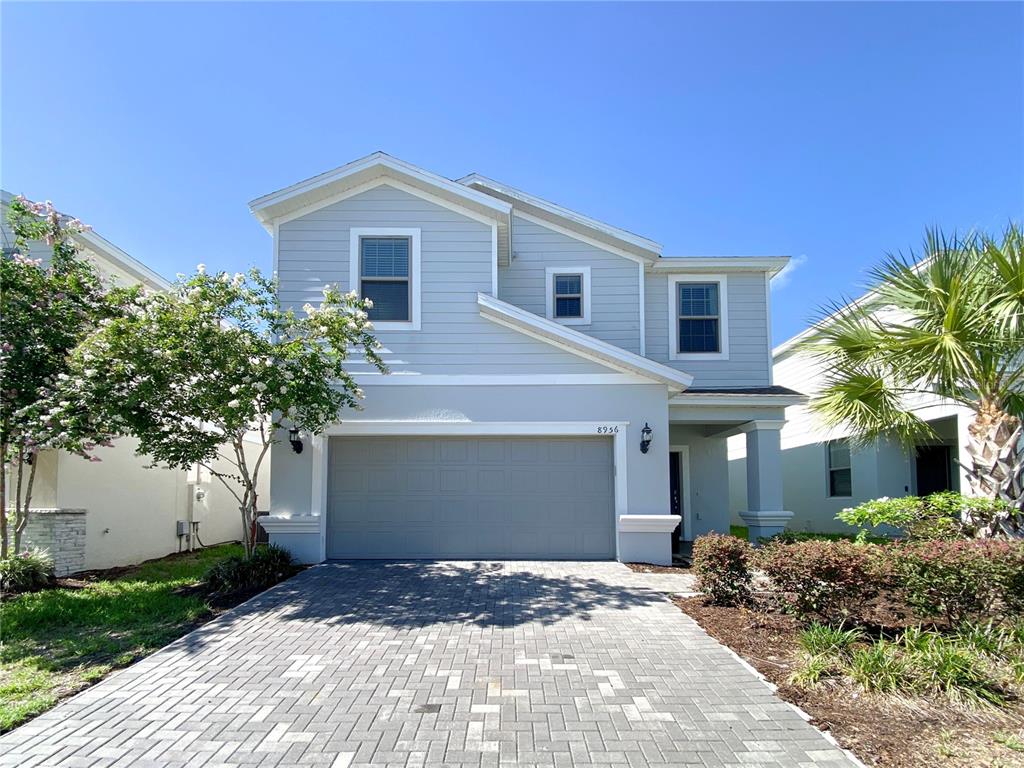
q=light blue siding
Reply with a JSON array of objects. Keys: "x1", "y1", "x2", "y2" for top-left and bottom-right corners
[
  {"x1": 499, "y1": 214, "x2": 641, "y2": 353},
  {"x1": 276, "y1": 185, "x2": 610, "y2": 375},
  {"x1": 646, "y1": 271, "x2": 771, "y2": 388}
]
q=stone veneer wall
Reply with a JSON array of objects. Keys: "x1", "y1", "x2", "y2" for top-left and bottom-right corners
[{"x1": 13, "y1": 508, "x2": 87, "y2": 576}]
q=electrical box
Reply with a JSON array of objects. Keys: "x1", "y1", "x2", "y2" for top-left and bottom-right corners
[{"x1": 176, "y1": 520, "x2": 190, "y2": 537}]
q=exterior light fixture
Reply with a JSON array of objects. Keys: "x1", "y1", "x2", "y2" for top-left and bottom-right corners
[
  {"x1": 288, "y1": 428, "x2": 304, "y2": 454},
  {"x1": 640, "y1": 422, "x2": 653, "y2": 454}
]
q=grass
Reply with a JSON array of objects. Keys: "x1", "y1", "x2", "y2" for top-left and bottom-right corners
[
  {"x1": 0, "y1": 544, "x2": 243, "y2": 732},
  {"x1": 728, "y1": 524, "x2": 886, "y2": 543}
]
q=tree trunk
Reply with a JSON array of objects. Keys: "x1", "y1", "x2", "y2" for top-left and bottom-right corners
[
  {"x1": 1, "y1": 439, "x2": 7, "y2": 558},
  {"x1": 13, "y1": 452, "x2": 38, "y2": 551},
  {"x1": 964, "y1": 401, "x2": 1024, "y2": 535}
]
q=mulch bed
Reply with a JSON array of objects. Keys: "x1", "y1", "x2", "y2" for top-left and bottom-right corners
[
  {"x1": 625, "y1": 561, "x2": 691, "y2": 573},
  {"x1": 674, "y1": 596, "x2": 1024, "y2": 768}
]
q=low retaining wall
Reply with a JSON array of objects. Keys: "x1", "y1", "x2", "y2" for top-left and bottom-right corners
[{"x1": 11, "y1": 508, "x2": 87, "y2": 576}]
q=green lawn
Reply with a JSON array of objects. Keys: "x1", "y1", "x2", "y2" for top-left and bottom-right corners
[
  {"x1": 729, "y1": 524, "x2": 876, "y2": 543},
  {"x1": 0, "y1": 543, "x2": 243, "y2": 732}
]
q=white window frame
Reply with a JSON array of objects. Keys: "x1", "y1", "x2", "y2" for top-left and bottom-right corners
[
  {"x1": 349, "y1": 227, "x2": 421, "y2": 331},
  {"x1": 826, "y1": 438, "x2": 853, "y2": 499},
  {"x1": 545, "y1": 266, "x2": 592, "y2": 326},
  {"x1": 668, "y1": 274, "x2": 729, "y2": 360}
]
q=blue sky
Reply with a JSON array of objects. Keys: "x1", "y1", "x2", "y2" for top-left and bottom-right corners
[{"x1": 3, "y1": 2, "x2": 1021, "y2": 343}]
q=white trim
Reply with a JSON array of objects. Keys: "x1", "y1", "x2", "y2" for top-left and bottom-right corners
[
  {"x1": 514, "y1": 210, "x2": 648, "y2": 265},
  {"x1": 545, "y1": 266, "x2": 592, "y2": 326},
  {"x1": 668, "y1": 274, "x2": 730, "y2": 361},
  {"x1": 459, "y1": 173, "x2": 662, "y2": 257},
  {"x1": 351, "y1": 373, "x2": 651, "y2": 386},
  {"x1": 311, "y1": 434, "x2": 328, "y2": 560},
  {"x1": 477, "y1": 292, "x2": 693, "y2": 391},
  {"x1": 638, "y1": 262, "x2": 646, "y2": 357},
  {"x1": 71, "y1": 230, "x2": 171, "y2": 290},
  {"x1": 764, "y1": 271, "x2": 774, "y2": 385},
  {"x1": 251, "y1": 153, "x2": 511, "y2": 223},
  {"x1": 320, "y1": 420, "x2": 630, "y2": 560},
  {"x1": 272, "y1": 221, "x2": 280, "y2": 280},
  {"x1": 737, "y1": 419, "x2": 787, "y2": 433},
  {"x1": 669, "y1": 392, "x2": 806, "y2": 407},
  {"x1": 491, "y1": 223, "x2": 499, "y2": 296},
  {"x1": 616, "y1": 514, "x2": 680, "y2": 533},
  {"x1": 670, "y1": 445, "x2": 693, "y2": 541},
  {"x1": 349, "y1": 227, "x2": 422, "y2": 331},
  {"x1": 258, "y1": 515, "x2": 321, "y2": 535},
  {"x1": 652, "y1": 256, "x2": 789, "y2": 274},
  {"x1": 272, "y1": 176, "x2": 501, "y2": 230}
]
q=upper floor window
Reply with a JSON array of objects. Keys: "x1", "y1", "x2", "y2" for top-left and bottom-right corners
[
  {"x1": 827, "y1": 439, "x2": 852, "y2": 497},
  {"x1": 349, "y1": 227, "x2": 421, "y2": 330},
  {"x1": 668, "y1": 275, "x2": 729, "y2": 360},
  {"x1": 545, "y1": 266, "x2": 591, "y2": 326},
  {"x1": 360, "y1": 237, "x2": 410, "y2": 322}
]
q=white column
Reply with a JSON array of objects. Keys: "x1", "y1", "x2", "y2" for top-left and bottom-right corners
[{"x1": 738, "y1": 420, "x2": 792, "y2": 542}]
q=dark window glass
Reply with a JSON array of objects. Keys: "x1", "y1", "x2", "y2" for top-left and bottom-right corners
[
  {"x1": 828, "y1": 440, "x2": 852, "y2": 497},
  {"x1": 361, "y1": 237, "x2": 410, "y2": 322},
  {"x1": 677, "y1": 282, "x2": 720, "y2": 353},
  {"x1": 553, "y1": 272, "x2": 583, "y2": 318}
]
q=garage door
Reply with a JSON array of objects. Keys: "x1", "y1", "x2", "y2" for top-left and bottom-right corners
[{"x1": 327, "y1": 436, "x2": 615, "y2": 559}]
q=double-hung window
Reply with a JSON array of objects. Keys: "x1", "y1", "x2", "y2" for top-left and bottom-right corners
[
  {"x1": 668, "y1": 275, "x2": 729, "y2": 359},
  {"x1": 349, "y1": 227, "x2": 421, "y2": 330},
  {"x1": 678, "y1": 283, "x2": 720, "y2": 352},
  {"x1": 360, "y1": 237, "x2": 410, "y2": 322},
  {"x1": 545, "y1": 266, "x2": 591, "y2": 325},
  {"x1": 827, "y1": 439, "x2": 852, "y2": 497},
  {"x1": 554, "y1": 274, "x2": 583, "y2": 318}
]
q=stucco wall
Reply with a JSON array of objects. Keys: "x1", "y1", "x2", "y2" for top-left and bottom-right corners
[
  {"x1": 669, "y1": 425, "x2": 730, "y2": 538},
  {"x1": 270, "y1": 382, "x2": 671, "y2": 523}
]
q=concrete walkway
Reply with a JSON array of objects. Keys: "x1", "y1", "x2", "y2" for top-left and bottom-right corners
[{"x1": 1, "y1": 561, "x2": 857, "y2": 767}]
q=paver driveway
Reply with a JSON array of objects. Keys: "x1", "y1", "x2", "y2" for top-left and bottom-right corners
[{"x1": 1, "y1": 562, "x2": 858, "y2": 767}]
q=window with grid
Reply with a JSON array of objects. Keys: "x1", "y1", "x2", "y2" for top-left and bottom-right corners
[
  {"x1": 360, "y1": 237, "x2": 410, "y2": 322},
  {"x1": 827, "y1": 439, "x2": 852, "y2": 497},
  {"x1": 677, "y1": 282, "x2": 720, "y2": 353},
  {"x1": 553, "y1": 273, "x2": 584, "y2": 319}
]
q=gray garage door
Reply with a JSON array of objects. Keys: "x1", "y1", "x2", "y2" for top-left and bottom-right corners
[{"x1": 327, "y1": 436, "x2": 615, "y2": 559}]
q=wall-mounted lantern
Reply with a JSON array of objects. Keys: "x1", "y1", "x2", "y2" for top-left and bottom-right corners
[
  {"x1": 288, "y1": 428, "x2": 304, "y2": 454},
  {"x1": 640, "y1": 422, "x2": 653, "y2": 454}
]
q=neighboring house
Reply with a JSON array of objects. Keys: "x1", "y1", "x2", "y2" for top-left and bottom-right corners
[
  {"x1": 1, "y1": 192, "x2": 268, "y2": 573},
  {"x1": 251, "y1": 153, "x2": 802, "y2": 565},
  {"x1": 728, "y1": 285, "x2": 971, "y2": 535}
]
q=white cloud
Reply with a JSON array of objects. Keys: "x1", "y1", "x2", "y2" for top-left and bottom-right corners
[{"x1": 770, "y1": 254, "x2": 807, "y2": 291}]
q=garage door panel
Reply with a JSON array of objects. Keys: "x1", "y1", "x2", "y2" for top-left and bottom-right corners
[{"x1": 327, "y1": 436, "x2": 614, "y2": 560}]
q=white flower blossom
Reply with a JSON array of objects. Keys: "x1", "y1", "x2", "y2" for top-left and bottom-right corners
[
  {"x1": 196, "y1": 263, "x2": 206, "y2": 274},
  {"x1": 228, "y1": 399, "x2": 240, "y2": 408}
]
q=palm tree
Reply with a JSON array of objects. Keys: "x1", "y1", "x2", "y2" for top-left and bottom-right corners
[{"x1": 803, "y1": 224, "x2": 1024, "y2": 529}]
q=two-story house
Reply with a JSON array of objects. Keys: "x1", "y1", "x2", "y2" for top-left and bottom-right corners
[{"x1": 251, "y1": 154, "x2": 802, "y2": 565}]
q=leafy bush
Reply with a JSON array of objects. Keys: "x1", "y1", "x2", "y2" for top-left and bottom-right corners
[
  {"x1": 203, "y1": 544, "x2": 295, "y2": 596},
  {"x1": 0, "y1": 548, "x2": 55, "y2": 593},
  {"x1": 898, "y1": 628, "x2": 1006, "y2": 707},
  {"x1": 692, "y1": 534, "x2": 754, "y2": 606},
  {"x1": 847, "y1": 641, "x2": 911, "y2": 693},
  {"x1": 838, "y1": 491, "x2": 1019, "y2": 541},
  {"x1": 757, "y1": 539, "x2": 884, "y2": 622},
  {"x1": 892, "y1": 539, "x2": 1024, "y2": 625}
]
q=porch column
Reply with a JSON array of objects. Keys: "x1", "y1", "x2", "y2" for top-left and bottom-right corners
[{"x1": 738, "y1": 420, "x2": 792, "y2": 542}]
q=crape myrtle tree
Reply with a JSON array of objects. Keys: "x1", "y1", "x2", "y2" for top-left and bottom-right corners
[
  {"x1": 57, "y1": 267, "x2": 385, "y2": 556},
  {"x1": 804, "y1": 224, "x2": 1024, "y2": 536},
  {"x1": 0, "y1": 197, "x2": 128, "y2": 557}
]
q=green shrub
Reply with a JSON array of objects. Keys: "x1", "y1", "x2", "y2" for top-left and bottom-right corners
[
  {"x1": 757, "y1": 539, "x2": 883, "y2": 622},
  {"x1": 798, "y1": 622, "x2": 864, "y2": 658},
  {"x1": 899, "y1": 629, "x2": 1006, "y2": 707},
  {"x1": 837, "y1": 492, "x2": 1018, "y2": 541},
  {"x1": 848, "y1": 641, "x2": 911, "y2": 693},
  {"x1": 788, "y1": 654, "x2": 834, "y2": 687},
  {"x1": 892, "y1": 539, "x2": 1024, "y2": 625},
  {"x1": 0, "y1": 548, "x2": 55, "y2": 593},
  {"x1": 692, "y1": 533, "x2": 753, "y2": 606},
  {"x1": 203, "y1": 544, "x2": 295, "y2": 596}
]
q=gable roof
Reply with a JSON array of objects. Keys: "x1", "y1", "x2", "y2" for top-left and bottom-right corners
[
  {"x1": 459, "y1": 173, "x2": 662, "y2": 263},
  {"x1": 1, "y1": 190, "x2": 170, "y2": 291},
  {"x1": 477, "y1": 292, "x2": 693, "y2": 392}
]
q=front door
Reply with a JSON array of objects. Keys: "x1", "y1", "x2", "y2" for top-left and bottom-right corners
[
  {"x1": 670, "y1": 451, "x2": 681, "y2": 554},
  {"x1": 915, "y1": 445, "x2": 952, "y2": 496}
]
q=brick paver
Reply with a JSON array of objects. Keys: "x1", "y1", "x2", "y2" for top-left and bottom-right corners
[{"x1": 0, "y1": 561, "x2": 858, "y2": 767}]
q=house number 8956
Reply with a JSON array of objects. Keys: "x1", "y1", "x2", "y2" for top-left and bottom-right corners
[{"x1": 596, "y1": 426, "x2": 619, "y2": 434}]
